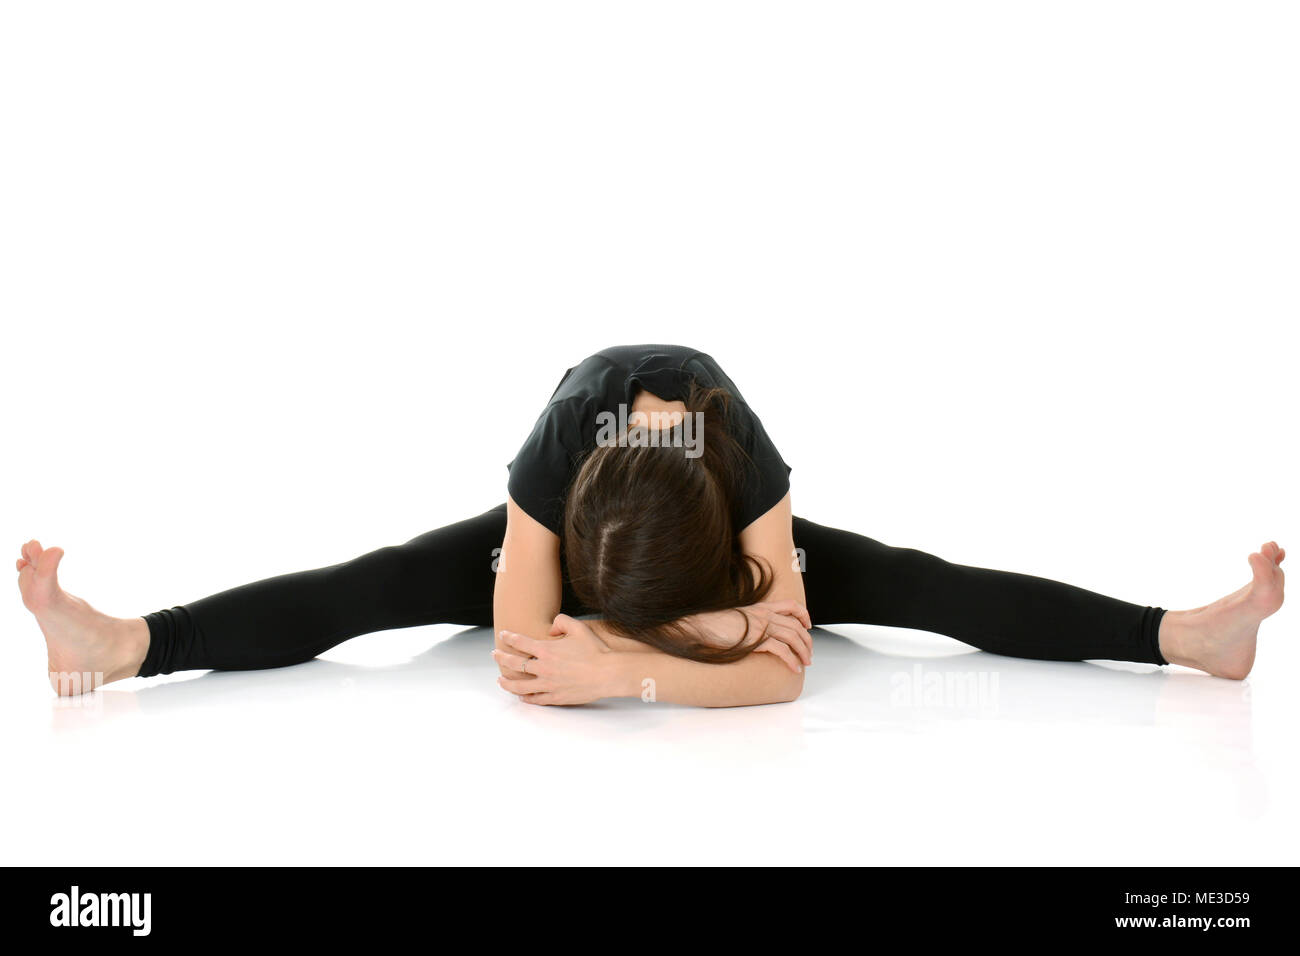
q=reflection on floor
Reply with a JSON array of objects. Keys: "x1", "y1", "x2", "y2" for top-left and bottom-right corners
[{"x1": 12, "y1": 623, "x2": 1291, "y2": 865}]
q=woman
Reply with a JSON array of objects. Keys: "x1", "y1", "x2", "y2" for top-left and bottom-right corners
[{"x1": 17, "y1": 344, "x2": 1286, "y2": 706}]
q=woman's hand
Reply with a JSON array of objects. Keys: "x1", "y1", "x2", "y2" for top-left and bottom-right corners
[
  {"x1": 493, "y1": 614, "x2": 622, "y2": 706},
  {"x1": 685, "y1": 601, "x2": 813, "y2": 674}
]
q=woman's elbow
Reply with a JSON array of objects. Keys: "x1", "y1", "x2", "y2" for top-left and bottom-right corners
[
  {"x1": 716, "y1": 674, "x2": 802, "y2": 708},
  {"x1": 744, "y1": 656, "x2": 805, "y2": 706},
  {"x1": 773, "y1": 668, "x2": 805, "y2": 704}
]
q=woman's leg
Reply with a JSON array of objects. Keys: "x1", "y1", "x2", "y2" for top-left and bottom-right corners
[
  {"x1": 792, "y1": 516, "x2": 1286, "y2": 674},
  {"x1": 19, "y1": 504, "x2": 518, "y2": 692},
  {"x1": 137, "y1": 504, "x2": 512, "y2": 676}
]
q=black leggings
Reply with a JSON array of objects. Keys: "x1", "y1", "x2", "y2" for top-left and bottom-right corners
[{"x1": 137, "y1": 504, "x2": 1168, "y2": 677}]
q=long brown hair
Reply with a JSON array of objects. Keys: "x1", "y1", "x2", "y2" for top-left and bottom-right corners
[{"x1": 562, "y1": 382, "x2": 773, "y2": 663}]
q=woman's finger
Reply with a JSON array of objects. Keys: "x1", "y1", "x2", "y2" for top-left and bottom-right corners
[
  {"x1": 498, "y1": 675, "x2": 553, "y2": 695},
  {"x1": 764, "y1": 617, "x2": 806, "y2": 665},
  {"x1": 759, "y1": 600, "x2": 812, "y2": 630},
  {"x1": 777, "y1": 614, "x2": 813, "y2": 663},
  {"x1": 499, "y1": 630, "x2": 546, "y2": 657},
  {"x1": 549, "y1": 613, "x2": 583, "y2": 635},
  {"x1": 778, "y1": 600, "x2": 813, "y2": 630},
  {"x1": 768, "y1": 616, "x2": 813, "y2": 665},
  {"x1": 790, "y1": 615, "x2": 814, "y2": 662},
  {"x1": 491, "y1": 648, "x2": 538, "y2": 675},
  {"x1": 755, "y1": 638, "x2": 802, "y2": 675},
  {"x1": 493, "y1": 654, "x2": 532, "y2": 680}
]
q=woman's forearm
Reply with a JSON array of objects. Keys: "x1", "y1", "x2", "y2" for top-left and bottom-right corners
[{"x1": 587, "y1": 620, "x2": 804, "y2": 707}]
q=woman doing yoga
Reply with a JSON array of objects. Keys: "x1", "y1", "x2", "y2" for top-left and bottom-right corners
[{"x1": 17, "y1": 344, "x2": 1287, "y2": 707}]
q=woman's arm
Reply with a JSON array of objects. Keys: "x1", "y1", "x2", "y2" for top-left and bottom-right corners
[
  {"x1": 587, "y1": 620, "x2": 805, "y2": 707},
  {"x1": 492, "y1": 496, "x2": 564, "y2": 677},
  {"x1": 498, "y1": 614, "x2": 806, "y2": 707},
  {"x1": 494, "y1": 492, "x2": 809, "y2": 707},
  {"x1": 738, "y1": 491, "x2": 807, "y2": 610}
]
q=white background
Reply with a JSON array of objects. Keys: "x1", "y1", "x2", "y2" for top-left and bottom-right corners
[{"x1": 1, "y1": 1, "x2": 1295, "y2": 865}]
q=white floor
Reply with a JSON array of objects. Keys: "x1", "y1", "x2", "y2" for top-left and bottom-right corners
[{"x1": 3, "y1": 618, "x2": 1292, "y2": 866}]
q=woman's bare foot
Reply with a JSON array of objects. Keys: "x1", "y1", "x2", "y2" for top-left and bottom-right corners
[
  {"x1": 1158, "y1": 541, "x2": 1286, "y2": 680},
  {"x1": 16, "y1": 539, "x2": 149, "y2": 695}
]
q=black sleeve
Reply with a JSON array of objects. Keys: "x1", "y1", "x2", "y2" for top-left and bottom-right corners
[
  {"x1": 506, "y1": 396, "x2": 590, "y2": 536},
  {"x1": 731, "y1": 400, "x2": 793, "y2": 531}
]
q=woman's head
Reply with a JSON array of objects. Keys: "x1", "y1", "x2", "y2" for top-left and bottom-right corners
[{"x1": 562, "y1": 383, "x2": 772, "y2": 662}]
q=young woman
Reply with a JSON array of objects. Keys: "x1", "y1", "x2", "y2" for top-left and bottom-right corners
[{"x1": 18, "y1": 344, "x2": 1287, "y2": 707}]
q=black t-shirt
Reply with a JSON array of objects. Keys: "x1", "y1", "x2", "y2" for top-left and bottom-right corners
[{"x1": 507, "y1": 344, "x2": 792, "y2": 536}]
